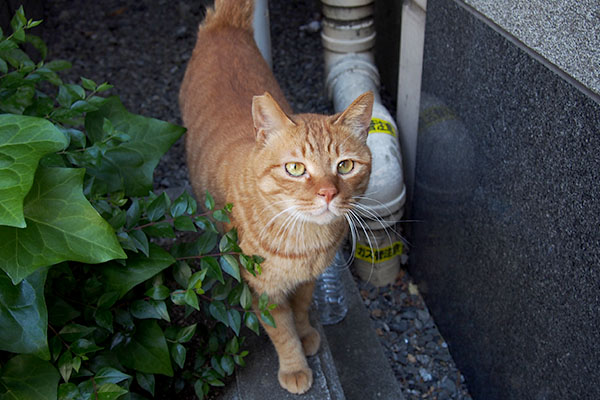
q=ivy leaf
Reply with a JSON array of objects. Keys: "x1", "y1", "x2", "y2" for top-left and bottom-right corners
[
  {"x1": 175, "y1": 324, "x2": 197, "y2": 344},
  {"x1": 84, "y1": 96, "x2": 185, "y2": 196},
  {"x1": 0, "y1": 167, "x2": 126, "y2": 284},
  {"x1": 102, "y1": 244, "x2": 174, "y2": 298},
  {"x1": 220, "y1": 355, "x2": 235, "y2": 376},
  {"x1": 136, "y1": 372, "x2": 155, "y2": 396},
  {"x1": 0, "y1": 354, "x2": 60, "y2": 400},
  {"x1": 196, "y1": 231, "x2": 217, "y2": 255},
  {"x1": 244, "y1": 312, "x2": 259, "y2": 335},
  {"x1": 184, "y1": 289, "x2": 199, "y2": 311},
  {"x1": 171, "y1": 343, "x2": 186, "y2": 369},
  {"x1": 118, "y1": 320, "x2": 173, "y2": 377},
  {"x1": 130, "y1": 299, "x2": 170, "y2": 322},
  {"x1": 227, "y1": 309, "x2": 242, "y2": 336},
  {"x1": 204, "y1": 191, "x2": 214, "y2": 211},
  {"x1": 96, "y1": 382, "x2": 127, "y2": 400},
  {"x1": 220, "y1": 255, "x2": 241, "y2": 282},
  {"x1": 94, "y1": 367, "x2": 131, "y2": 385},
  {"x1": 201, "y1": 257, "x2": 223, "y2": 284},
  {"x1": 58, "y1": 324, "x2": 96, "y2": 343},
  {"x1": 260, "y1": 310, "x2": 276, "y2": 329},
  {"x1": 0, "y1": 114, "x2": 68, "y2": 228},
  {"x1": 240, "y1": 283, "x2": 253, "y2": 310},
  {"x1": 0, "y1": 268, "x2": 49, "y2": 359},
  {"x1": 208, "y1": 301, "x2": 228, "y2": 327}
]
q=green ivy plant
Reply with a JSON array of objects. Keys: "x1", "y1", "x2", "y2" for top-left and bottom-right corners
[{"x1": 0, "y1": 7, "x2": 274, "y2": 400}]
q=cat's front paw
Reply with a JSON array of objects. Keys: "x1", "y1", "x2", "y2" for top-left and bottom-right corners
[
  {"x1": 278, "y1": 367, "x2": 313, "y2": 394},
  {"x1": 301, "y1": 327, "x2": 321, "y2": 356}
]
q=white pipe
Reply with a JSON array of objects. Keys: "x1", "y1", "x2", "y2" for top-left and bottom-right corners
[
  {"x1": 397, "y1": 0, "x2": 427, "y2": 205},
  {"x1": 322, "y1": 1, "x2": 406, "y2": 229},
  {"x1": 252, "y1": 0, "x2": 272, "y2": 68}
]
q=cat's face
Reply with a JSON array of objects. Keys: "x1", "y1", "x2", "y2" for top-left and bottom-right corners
[{"x1": 252, "y1": 92, "x2": 373, "y2": 225}]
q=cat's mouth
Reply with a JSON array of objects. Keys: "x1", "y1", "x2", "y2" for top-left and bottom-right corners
[{"x1": 306, "y1": 202, "x2": 343, "y2": 225}]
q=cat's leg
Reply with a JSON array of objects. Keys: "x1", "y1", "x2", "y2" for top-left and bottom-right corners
[
  {"x1": 290, "y1": 280, "x2": 320, "y2": 356},
  {"x1": 255, "y1": 298, "x2": 313, "y2": 394}
]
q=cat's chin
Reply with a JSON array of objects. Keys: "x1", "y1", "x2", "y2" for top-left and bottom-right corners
[{"x1": 307, "y1": 209, "x2": 342, "y2": 225}]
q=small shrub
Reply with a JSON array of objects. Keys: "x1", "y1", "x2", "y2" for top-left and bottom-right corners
[{"x1": 0, "y1": 7, "x2": 273, "y2": 399}]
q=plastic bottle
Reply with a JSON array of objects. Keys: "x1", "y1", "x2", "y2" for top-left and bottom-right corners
[{"x1": 314, "y1": 249, "x2": 349, "y2": 325}]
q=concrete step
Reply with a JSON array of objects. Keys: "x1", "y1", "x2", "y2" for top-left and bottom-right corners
[
  {"x1": 220, "y1": 268, "x2": 404, "y2": 400},
  {"x1": 221, "y1": 314, "x2": 345, "y2": 400}
]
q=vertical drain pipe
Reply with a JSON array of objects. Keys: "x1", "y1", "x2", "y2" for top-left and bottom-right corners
[
  {"x1": 253, "y1": 0, "x2": 272, "y2": 68},
  {"x1": 321, "y1": 0, "x2": 407, "y2": 286},
  {"x1": 397, "y1": 0, "x2": 427, "y2": 204}
]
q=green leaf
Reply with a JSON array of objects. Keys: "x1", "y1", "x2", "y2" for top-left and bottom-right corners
[
  {"x1": 260, "y1": 310, "x2": 276, "y2": 328},
  {"x1": 204, "y1": 191, "x2": 214, "y2": 211},
  {"x1": 184, "y1": 289, "x2": 199, "y2": 311},
  {"x1": 258, "y1": 292, "x2": 269, "y2": 310},
  {"x1": 118, "y1": 320, "x2": 173, "y2": 376},
  {"x1": 208, "y1": 302, "x2": 228, "y2": 326},
  {"x1": 58, "y1": 351, "x2": 73, "y2": 382},
  {"x1": 44, "y1": 60, "x2": 72, "y2": 72},
  {"x1": 80, "y1": 77, "x2": 97, "y2": 91},
  {"x1": 193, "y1": 380, "x2": 205, "y2": 400},
  {"x1": 0, "y1": 354, "x2": 59, "y2": 400},
  {"x1": 201, "y1": 257, "x2": 223, "y2": 284},
  {"x1": 196, "y1": 231, "x2": 217, "y2": 255},
  {"x1": 244, "y1": 312, "x2": 259, "y2": 335},
  {"x1": 212, "y1": 209, "x2": 230, "y2": 223},
  {"x1": 146, "y1": 192, "x2": 169, "y2": 222},
  {"x1": 58, "y1": 324, "x2": 95, "y2": 343},
  {"x1": 175, "y1": 324, "x2": 197, "y2": 343},
  {"x1": 0, "y1": 115, "x2": 68, "y2": 228},
  {"x1": 97, "y1": 292, "x2": 119, "y2": 309},
  {"x1": 0, "y1": 167, "x2": 126, "y2": 284},
  {"x1": 84, "y1": 97, "x2": 185, "y2": 196},
  {"x1": 24, "y1": 33, "x2": 47, "y2": 60},
  {"x1": 130, "y1": 299, "x2": 170, "y2": 322},
  {"x1": 220, "y1": 355, "x2": 235, "y2": 376},
  {"x1": 173, "y1": 261, "x2": 191, "y2": 287},
  {"x1": 57, "y1": 383, "x2": 79, "y2": 400},
  {"x1": 102, "y1": 244, "x2": 174, "y2": 298},
  {"x1": 70, "y1": 338, "x2": 103, "y2": 356},
  {"x1": 169, "y1": 192, "x2": 188, "y2": 217},
  {"x1": 96, "y1": 382, "x2": 127, "y2": 400},
  {"x1": 171, "y1": 343, "x2": 186, "y2": 369},
  {"x1": 240, "y1": 283, "x2": 253, "y2": 310},
  {"x1": 142, "y1": 221, "x2": 175, "y2": 238},
  {"x1": 144, "y1": 284, "x2": 169, "y2": 300},
  {"x1": 136, "y1": 372, "x2": 155, "y2": 396},
  {"x1": 173, "y1": 215, "x2": 196, "y2": 232},
  {"x1": 0, "y1": 268, "x2": 49, "y2": 358},
  {"x1": 220, "y1": 255, "x2": 241, "y2": 282},
  {"x1": 227, "y1": 309, "x2": 242, "y2": 336},
  {"x1": 94, "y1": 367, "x2": 131, "y2": 385}
]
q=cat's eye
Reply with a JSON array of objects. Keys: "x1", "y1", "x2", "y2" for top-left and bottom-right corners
[
  {"x1": 285, "y1": 162, "x2": 306, "y2": 177},
  {"x1": 337, "y1": 160, "x2": 354, "y2": 175}
]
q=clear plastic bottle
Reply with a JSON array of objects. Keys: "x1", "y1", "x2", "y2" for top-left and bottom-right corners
[{"x1": 314, "y1": 248, "x2": 349, "y2": 325}]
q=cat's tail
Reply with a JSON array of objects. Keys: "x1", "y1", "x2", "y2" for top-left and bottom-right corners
[{"x1": 201, "y1": 0, "x2": 254, "y2": 32}]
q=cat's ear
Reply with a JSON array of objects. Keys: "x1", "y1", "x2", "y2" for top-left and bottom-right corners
[
  {"x1": 331, "y1": 91, "x2": 374, "y2": 143},
  {"x1": 252, "y1": 92, "x2": 296, "y2": 143}
]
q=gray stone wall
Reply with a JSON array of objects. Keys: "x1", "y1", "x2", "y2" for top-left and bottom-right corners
[{"x1": 410, "y1": 0, "x2": 600, "y2": 399}]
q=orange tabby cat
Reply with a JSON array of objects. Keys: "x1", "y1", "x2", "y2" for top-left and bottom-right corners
[{"x1": 179, "y1": 0, "x2": 373, "y2": 394}]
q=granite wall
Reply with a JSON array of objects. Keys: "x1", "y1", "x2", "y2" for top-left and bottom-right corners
[{"x1": 409, "y1": 1, "x2": 600, "y2": 399}]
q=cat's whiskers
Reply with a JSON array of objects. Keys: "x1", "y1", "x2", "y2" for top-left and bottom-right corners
[
  {"x1": 346, "y1": 208, "x2": 379, "y2": 283},
  {"x1": 258, "y1": 204, "x2": 298, "y2": 243},
  {"x1": 351, "y1": 195, "x2": 412, "y2": 247},
  {"x1": 274, "y1": 209, "x2": 304, "y2": 253}
]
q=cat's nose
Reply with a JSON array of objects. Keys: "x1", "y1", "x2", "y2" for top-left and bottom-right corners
[{"x1": 317, "y1": 186, "x2": 338, "y2": 203}]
